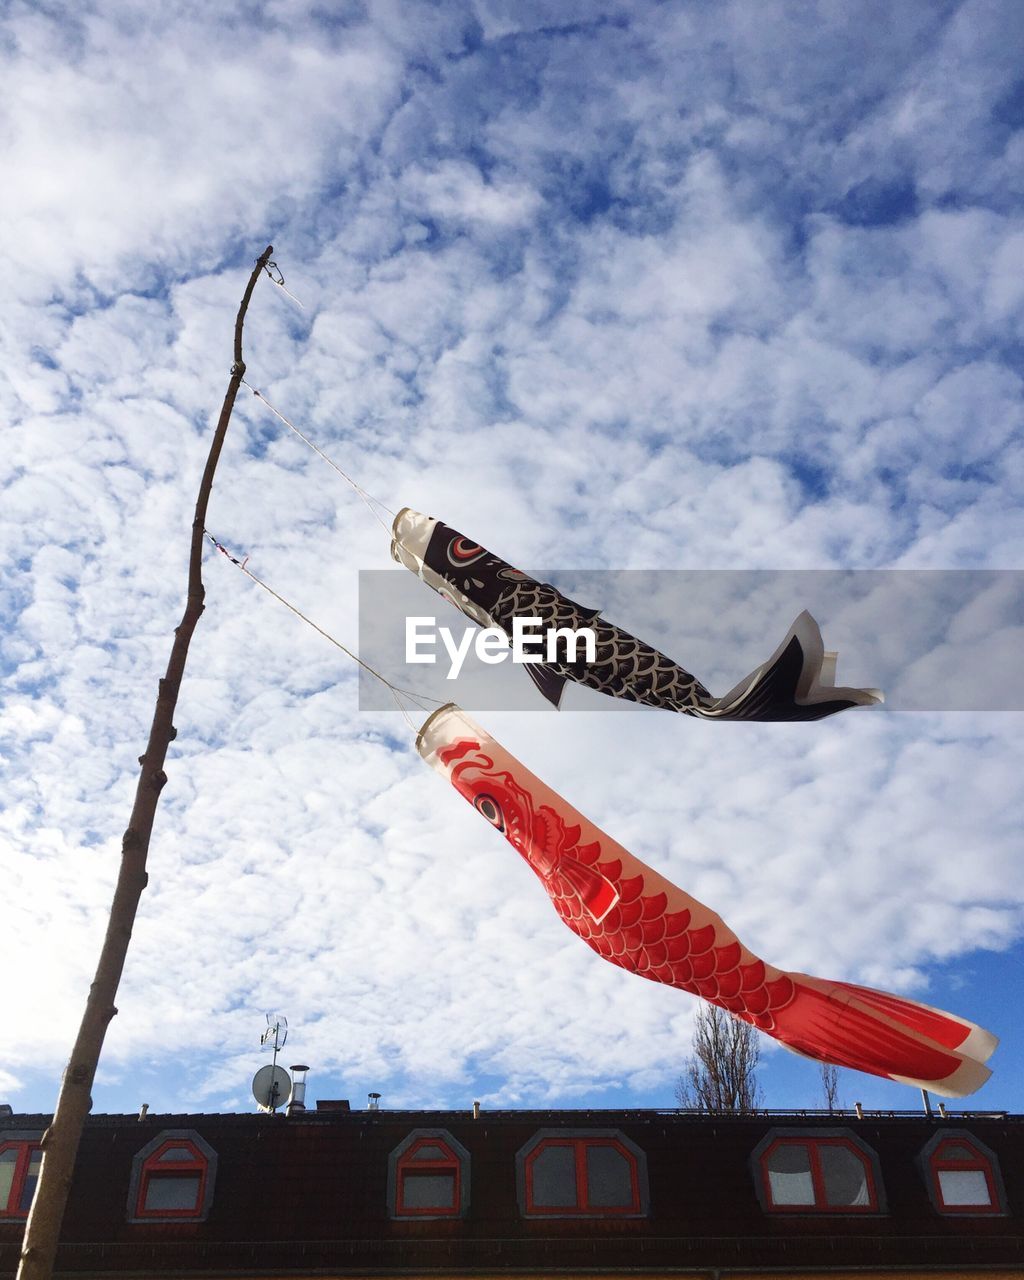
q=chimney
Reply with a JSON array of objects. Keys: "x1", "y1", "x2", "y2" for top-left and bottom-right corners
[
  {"x1": 287, "y1": 1066, "x2": 309, "y2": 1116},
  {"x1": 854, "y1": 1102, "x2": 863, "y2": 1119},
  {"x1": 473, "y1": 1100, "x2": 481, "y2": 1120},
  {"x1": 368, "y1": 1092, "x2": 381, "y2": 1111},
  {"x1": 138, "y1": 1103, "x2": 149, "y2": 1122}
]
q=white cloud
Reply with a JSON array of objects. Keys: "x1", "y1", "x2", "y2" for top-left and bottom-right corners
[
  {"x1": 2, "y1": 0, "x2": 1022, "y2": 1117},
  {"x1": 403, "y1": 161, "x2": 542, "y2": 228}
]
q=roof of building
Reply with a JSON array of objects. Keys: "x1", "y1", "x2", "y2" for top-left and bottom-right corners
[{"x1": 3, "y1": 1106, "x2": 1023, "y2": 1276}]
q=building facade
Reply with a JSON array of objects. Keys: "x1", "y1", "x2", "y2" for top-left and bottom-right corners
[{"x1": 2, "y1": 1104, "x2": 1022, "y2": 1276}]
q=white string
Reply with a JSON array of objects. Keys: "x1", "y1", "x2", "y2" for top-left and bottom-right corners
[
  {"x1": 206, "y1": 533, "x2": 444, "y2": 724},
  {"x1": 389, "y1": 687, "x2": 420, "y2": 735},
  {"x1": 274, "y1": 278, "x2": 304, "y2": 309},
  {"x1": 262, "y1": 260, "x2": 305, "y2": 309},
  {"x1": 242, "y1": 380, "x2": 396, "y2": 536}
]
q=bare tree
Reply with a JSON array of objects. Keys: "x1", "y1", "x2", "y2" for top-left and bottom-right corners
[
  {"x1": 17, "y1": 246, "x2": 274, "y2": 1280},
  {"x1": 675, "y1": 1003, "x2": 763, "y2": 1113},
  {"x1": 820, "y1": 1061, "x2": 842, "y2": 1112}
]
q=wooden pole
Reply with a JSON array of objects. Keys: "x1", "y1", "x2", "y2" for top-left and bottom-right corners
[{"x1": 16, "y1": 244, "x2": 275, "y2": 1280}]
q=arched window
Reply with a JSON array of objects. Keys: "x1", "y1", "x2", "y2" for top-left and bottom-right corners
[
  {"x1": 127, "y1": 1130, "x2": 217, "y2": 1222},
  {"x1": 921, "y1": 1131, "x2": 1006, "y2": 1215},
  {"x1": 387, "y1": 1129, "x2": 470, "y2": 1219},
  {"x1": 752, "y1": 1130, "x2": 883, "y2": 1214},
  {"x1": 516, "y1": 1130, "x2": 648, "y2": 1218},
  {"x1": 0, "y1": 1136, "x2": 42, "y2": 1218}
]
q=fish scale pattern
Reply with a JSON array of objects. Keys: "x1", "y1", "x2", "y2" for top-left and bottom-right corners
[
  {"x1": 543, "y1": 845, "x2": 797, "y2": 1031},
  {"x1": 492, "y1": 581, "x2": 715, "y2": 711}
]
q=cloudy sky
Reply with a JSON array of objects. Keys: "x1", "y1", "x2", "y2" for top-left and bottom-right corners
[{"x1": 2, "y1": 0, "x2": 1023, "y2": 1120}]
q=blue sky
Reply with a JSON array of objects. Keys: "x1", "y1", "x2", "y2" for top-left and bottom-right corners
[{"x1": 1, "y1": 0, "x2": 1023, "y2": 1119}]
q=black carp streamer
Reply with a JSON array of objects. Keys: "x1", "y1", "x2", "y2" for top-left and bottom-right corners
[{"x1": 393, "y1": 509, "x2": 883, "y2": 720}]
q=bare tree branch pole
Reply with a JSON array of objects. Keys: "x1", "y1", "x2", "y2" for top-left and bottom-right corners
[{"x1": 17, "y1": 244, "x2": 274, "y2": 1280}]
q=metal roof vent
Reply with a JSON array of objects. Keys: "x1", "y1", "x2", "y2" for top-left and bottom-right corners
[{"x1": 287, "y1": 1066, "x2": 309, "y2": 1116}]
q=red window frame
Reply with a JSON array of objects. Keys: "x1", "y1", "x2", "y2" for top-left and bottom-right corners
[
  {"x1": 134, "y1": 1139, "x2": 208, "y2": 1220},
  {"x1": 760, "y1": 1137, "x2": 878, "y2": 1213},
  {"x1": 0, "y1": 1141, "x2": 42, "y2": 1218},
  {"x1": 524, "y1": 1137, "x2": 641, "y2": 1216},
  {"x1": 395, "y1": 1136, "x2": 461, "y2": 1218},
  {"x1": 928, "y1": 1136, "x2": 999, "y2": 1214}
]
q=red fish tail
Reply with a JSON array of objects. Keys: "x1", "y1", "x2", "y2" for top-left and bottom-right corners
[{"x1": 770, "y1": 974, "x2": 996, "y2": 1098}]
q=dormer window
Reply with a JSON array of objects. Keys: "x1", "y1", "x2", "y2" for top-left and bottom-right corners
[
  {"x1": 0, "y1": 1136, "x2": 42, "y2": 1218},
  {"x1": 388, "y1": 1130, "x2": 471, "y2": 1219},
  {"x1": 921, "y1": 1131, "x2": 1006, "y2": 1215},
  {"x1": 516, "y1": 1130, "x2": 648, "y2": 1218},
  {"x1": 752, "y1": 1130, "x2": 884, "y2": 1214},
  {"x1": 128, "y1": 1130, "x2": 217, "y2": 1222}
]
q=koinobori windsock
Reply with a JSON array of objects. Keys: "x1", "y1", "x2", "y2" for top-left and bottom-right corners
[
  {"x1": 417, "y1": 704, "x2": 996, "y2": 1097},
  {"x1": 393, "y1": 509, "x2": 883, "y2": 720}
]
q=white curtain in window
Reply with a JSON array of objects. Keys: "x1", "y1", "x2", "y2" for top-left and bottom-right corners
[{"x1": 938, "y1": 1169, "x2": 991, "y2": 1206}]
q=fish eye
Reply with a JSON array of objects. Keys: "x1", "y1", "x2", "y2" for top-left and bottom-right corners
[
  {"x1": 448, "y1": 537, "x2": 486, "y2": 565},
  {"x1": 474, "y1": 794, "x2": 504, "y2": 830}
]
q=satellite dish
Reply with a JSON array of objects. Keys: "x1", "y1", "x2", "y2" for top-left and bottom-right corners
[{"x1": 252, "y1": 1064, "x2": 292, "y2": 1112}]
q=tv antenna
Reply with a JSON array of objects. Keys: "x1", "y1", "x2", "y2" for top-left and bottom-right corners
[
  {"x1": 252, "y1": 1014, "x2": 290, "y2": 1113},
  {"x1": 261, "y1": 1013, "x2": 288, "y2": 1056}
]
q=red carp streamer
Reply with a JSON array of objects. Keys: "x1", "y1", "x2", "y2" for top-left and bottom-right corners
[{"x1": 418, "y1": 704, "x2": 996, "y2": 1098}]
